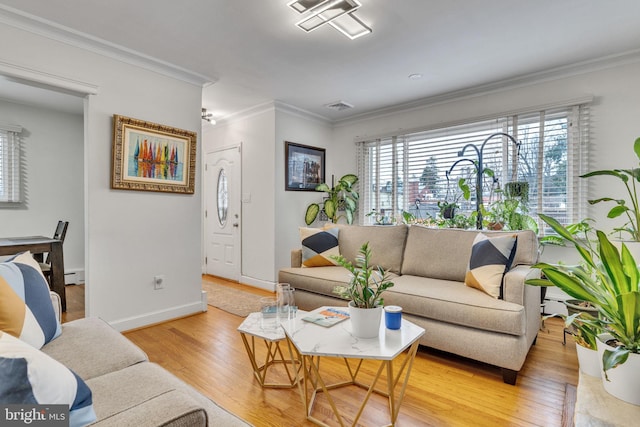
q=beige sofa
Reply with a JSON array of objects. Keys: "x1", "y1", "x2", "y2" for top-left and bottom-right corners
[
  {"x1": 278, "y1": 225, "x2": 541, "y2": 385},
  {"x1": 44, "y1": 293, "x2": 250, "y2": 427}
]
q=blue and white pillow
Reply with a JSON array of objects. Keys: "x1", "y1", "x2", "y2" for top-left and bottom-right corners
[
  {"x1": 0, "y1": 252, "x2": 61, "y2": 348},
  {"x1": 0, "y1": 331, "x2": 97, "y2": 427}
]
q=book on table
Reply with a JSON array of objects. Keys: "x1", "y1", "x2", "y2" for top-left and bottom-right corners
[{"x1": 301, "y1": 307, "x2": 350, "y2": 327}]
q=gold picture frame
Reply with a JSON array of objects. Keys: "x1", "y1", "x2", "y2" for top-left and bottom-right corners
[{"x1": 111, "y1": 114, "x2": 197, "y2": 194}]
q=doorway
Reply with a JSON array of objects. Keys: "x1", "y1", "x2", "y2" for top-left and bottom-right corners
[{"x1": 205, "y1": 145, "x2": 241, "y2": 281}]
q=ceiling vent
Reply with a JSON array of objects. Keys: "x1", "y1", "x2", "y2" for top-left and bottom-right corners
[{"x1": 324, "y1": 100, "x2": 354, "y2": 111}]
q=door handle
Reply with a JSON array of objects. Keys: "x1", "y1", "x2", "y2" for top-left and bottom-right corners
[{"x1": 233, "y1": 223, "x2": 239, "y2": 228}]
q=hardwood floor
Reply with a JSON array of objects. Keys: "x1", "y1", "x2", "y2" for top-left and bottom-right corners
[{"x1": 65, "y1": 278, "x2": 578, "y2": 426}]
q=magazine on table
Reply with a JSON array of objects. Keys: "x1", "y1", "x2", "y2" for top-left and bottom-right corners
[{"x1": 301, "y1": 306, "x2": 350, "y2": 327}]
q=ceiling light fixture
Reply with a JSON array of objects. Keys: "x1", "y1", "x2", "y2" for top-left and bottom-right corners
[
  {"x1": 201, "y1": 108, "x2": 215, "y2": 124},
  {"x1": 288, "y1": 0, "x2": 371, "y2": 39}
]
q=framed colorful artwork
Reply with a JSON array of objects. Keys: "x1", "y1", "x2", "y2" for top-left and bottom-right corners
[
  {"x1": 111, "y1": 114, "x2": 197, "y2": 194},
  {"x1": 285, "y1": 141, "x2": 325, "y2": 191}
]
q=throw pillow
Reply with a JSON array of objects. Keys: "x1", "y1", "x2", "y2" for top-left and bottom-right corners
[
  {"x1": 0, "y1": 252, "x2": 61, "y2": 348},
  {"x1": 0, "y1": 331, "x2": 97, "y2": 427},
  {"x1": 464, "y1": 233, "x2": 518, "y2": 299},
  {"x1": 300, "y1": 227, "x2": 340, "y2": 267}
]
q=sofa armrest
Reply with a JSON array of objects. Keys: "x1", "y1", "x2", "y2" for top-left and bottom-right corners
[
  {"x1": 291, "y1": 249, "x2": 302, "y2": 268},
  {"x1": 503, "y1": 265, "x2": 541, "y2": 306},
  {"x1": 50, "y1": 291, "x2": 62, "y2": 324}
]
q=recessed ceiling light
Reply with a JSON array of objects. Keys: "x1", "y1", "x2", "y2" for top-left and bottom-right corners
[{"x1": 408, "y1": 73, "x2": 423, "y2": 80}]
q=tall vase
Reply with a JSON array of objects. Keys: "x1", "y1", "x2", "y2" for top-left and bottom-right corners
[
  {"x1": 597, "y1": 333, "x2": 640, "y2": 405},
  {"x1": 348, "y1": 301, "x2": 382, "y2": 338}
]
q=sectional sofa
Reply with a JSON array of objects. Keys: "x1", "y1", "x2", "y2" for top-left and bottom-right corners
[
  {"x1": 278, "y1": 224, "x2": 541, "y2": 385},
  {"x1": 0, "y1": 251, "x2": 249, "y2": 427}
]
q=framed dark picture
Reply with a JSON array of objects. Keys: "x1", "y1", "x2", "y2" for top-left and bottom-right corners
[{"x1": 285, "y1": 141, "x2": 325, "y2": 191}]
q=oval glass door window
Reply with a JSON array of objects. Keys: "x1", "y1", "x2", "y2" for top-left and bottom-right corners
[{"x1": 217, "y1": 169, "x2": 228, "y2": 226}]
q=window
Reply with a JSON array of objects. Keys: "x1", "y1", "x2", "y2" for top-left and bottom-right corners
[
  {"x1": 0, "y1": 126, "x2": 22, "y2": 203},
  {"x1": 356, "y1": 103, "x2": 590, "y2": 233}
]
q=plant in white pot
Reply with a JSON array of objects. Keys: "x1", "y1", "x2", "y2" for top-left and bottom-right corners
[
  {"x1": 546, "y1": 311, "x2": 602, "y2": 377},
  {"x1": 527, "y1": 214, "x2": 640, "y2": 405},
  {"x1": 331, "y1": 242, "x2": 394, "y2": 338}
]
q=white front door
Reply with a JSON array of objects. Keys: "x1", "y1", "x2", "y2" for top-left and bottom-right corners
[{"x1": 205, "y1": 145, "x2": 241, "y2": 281}]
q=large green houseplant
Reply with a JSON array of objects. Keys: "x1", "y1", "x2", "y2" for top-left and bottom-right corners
[
  {"x1": 331, "y1": 242, "x2": 394, "y2": 308},
  {"x1": 304, "y1": 174, "x2": 359, "y2": 225},
  {"x1": 526, "y1": 214, "x2": 640, "y2": 386},
  {"x1": 580, "y1": 136, "x2": 640, "y2": 241}
]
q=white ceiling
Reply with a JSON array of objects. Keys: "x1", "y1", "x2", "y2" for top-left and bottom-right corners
[{"x1": 1, "y1": 0, "x2": 640, "y2": 122}]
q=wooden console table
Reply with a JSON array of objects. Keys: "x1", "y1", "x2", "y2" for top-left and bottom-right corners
[{"x1": 0, "y1": 236, "x2": 66, "y2": 312}]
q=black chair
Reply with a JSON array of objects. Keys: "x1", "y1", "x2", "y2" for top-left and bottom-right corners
[{"x1": 40, "y1": 221, "x2": 69, "y2": 282}]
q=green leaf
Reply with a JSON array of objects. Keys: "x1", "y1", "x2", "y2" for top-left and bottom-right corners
[
  {"x1": 538, "y1": 214, "x2": 578, "y2": 244},
  {"x1": 538, "y1": 267, "x2": 599, "y2": 304},
  {"x1": 305, "y1": 204, "x2": 320, "y2": 225},
  {"x1": 341, "y1": 174, "x2": 358, "y2": 186},
  {"x1": 315, "y1": 183, "x2": 331, "y2": 192},
  {"x1": 581, "y1": 170, "x2": 628, "y2": 182},
  {"x1": 324, "y1": 200, "x2": 336, "y2": 221},
  {"x1": 602, "y1": 347, "x2": 630, "y2": 374},
  {"x1": 608, "y1": 205, "x2": 629, "y2": 218},
  {"x1": 345, "y1": 209, "x2": 354, "y2": 224},
  {"x1": 634, "y1": 137, "x2": 640, "y2": 162}
]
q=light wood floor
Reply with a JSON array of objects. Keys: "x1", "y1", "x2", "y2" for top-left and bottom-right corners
[{"x1": 65, "y1": 277, "x2": 578, "y2": 426}]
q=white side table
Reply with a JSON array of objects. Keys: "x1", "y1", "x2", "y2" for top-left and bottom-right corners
[
  {"x1": 237, "y1": 311, "x2": 303, "y2": 388},
  {"x1": 281, "y1": 307, "x2": 425, "y2": 426}
]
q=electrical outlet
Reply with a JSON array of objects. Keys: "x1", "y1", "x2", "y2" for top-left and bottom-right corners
[{"x1": 154, "y1": 275, "x2": 165, "y2": 290}]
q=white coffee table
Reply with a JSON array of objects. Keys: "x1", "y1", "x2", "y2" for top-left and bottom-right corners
[
  {"x1": 281, "y1": 306, "x2": 425, "y2": 426},
  {"x1": 237, "y1": 311, "x2": 304, "y2": 388}
]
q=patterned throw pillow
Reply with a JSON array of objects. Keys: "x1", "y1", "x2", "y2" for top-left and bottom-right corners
[
  {"x1": 0, "y1": 252, "x2": 61, "y2": 348},
  {"x1": 0, "y1": 331, "x2": 97, "y2": 427},
  {"x1": 300, "y1": 227, "x2": 340, "y2": 267},
  {"x1": 464, "y1": 234, "x2": 518, "y2": 299}
]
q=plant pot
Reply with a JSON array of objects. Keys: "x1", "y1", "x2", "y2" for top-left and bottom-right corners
[
  {"x1": 597, "y1": 333, "x2": 640, "y2": 405},
  {"x1": 442, "y1": 206, "x2": 456, "y2": 219},
  {"x1": 575, "y1": 343, "x2": 601, "y2": 377},
  {"x1": 348, "y1": 301, "x2": 382, "y2": 338}
]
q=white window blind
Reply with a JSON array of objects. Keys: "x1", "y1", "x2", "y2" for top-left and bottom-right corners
[
  {"x1": 0, "y1": 127, "x2": 22, "y2": 203},
  {"x1": 356, "y1": 103, "x2": 590, "y2": 233}
]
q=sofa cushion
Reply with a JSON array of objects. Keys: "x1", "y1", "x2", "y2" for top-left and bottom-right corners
[
  {"x1": 385, "y1": 275, "x2": 526, "y2": 336},
  {"x1": 300, "y1": 227, "x2": 340, "y2": 267},
  {"x1": 0, "y1": 252, "x2": 61, "y2": 349},
  {"x1": 41, "y1": 317, "x2": 148, "y2": 381},
  {"x1": 86, "y1": 362, "x2": 249, "y2": 427},
  {"x1": 464, "y1": 233, "x2": 517, "y2": 299},
  {"x1": 401, "y1": 227, "x2": 538, "y2": 281},
  {"x1": 279, "y1": 266, "x2": 399, "y2": 301},
  {"x1": 337, "y1": 225, "x2": 408, "y2": 274},
  {"x1": 401, "y1": 227, "x2": 477, "y2": 281},
  {"x1": 0, "y1": 331, "x2": 97, "y2": 427}
]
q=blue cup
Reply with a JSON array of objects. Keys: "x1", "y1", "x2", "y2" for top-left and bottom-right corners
[{"x1": 384, "y1": 305, "x2": 402, "y2": 330}]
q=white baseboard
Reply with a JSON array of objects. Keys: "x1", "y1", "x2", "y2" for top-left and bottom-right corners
[
  {"x1": 240, "y1": 275, "x2": 275, "y2": 292},
  {"x1": 64, "y1": 268, "x2": 85, "y2": 285},
  {"x1": 110, "y1": 301, "x2": 204, "y2": 332}
]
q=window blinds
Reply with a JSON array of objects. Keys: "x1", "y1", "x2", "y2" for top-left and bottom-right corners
[
  {"x1": 0, "y1": 128, "x2": 21, "y2": 203},
  {"x1": 356, "y1": 103, "x2": 590, "y2": 232}
]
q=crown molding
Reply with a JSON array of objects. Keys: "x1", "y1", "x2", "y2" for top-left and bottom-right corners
[
  {"x1": 273, "y1": 100, "x2": 331, "y2": 125},
  {"x1": 0, "y1": 5, "x2": 215, "y2": 87},
  {"x1": 334, "y1": 48, "x2": 640, "y2": 127}
]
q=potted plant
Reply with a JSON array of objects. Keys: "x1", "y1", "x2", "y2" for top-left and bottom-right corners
[
  {"x1": 304, "y1": 174, "x2": 359, "y2": 225},
  {"x1": 438, "y1": 177, "x2": 470, "y2": 220},
  {"x1": 580, "y1": 136, "x2": 640, "y2": 241},
  {"x1": 484, "y1": 190, "x2": 538, "y2": 232},
  {"x1": 331, "y1": 242, "x2": 394, "y2": 338},
  {"x1": 546, "y1": 311, "x2": 602, "y2": 377},
  {"x1": 526, "y1": 214, "x2": 640, "y2": 405}
]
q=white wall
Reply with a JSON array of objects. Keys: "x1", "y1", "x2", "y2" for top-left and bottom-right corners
[
  {"x1": 203, "y1": 106, "x2": 277, "y2": 290},
  {"x1": 0, "y1": 20, "x2": 204, "y2": 330},
  {"x1": 274, "y1": 108, "x2": 334, "y2": 274},
  {"x1": 0, "y1": 100, "x2": 84, "y2": 276}
]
